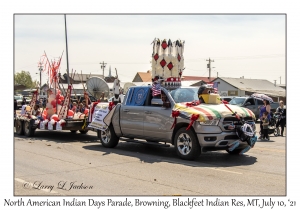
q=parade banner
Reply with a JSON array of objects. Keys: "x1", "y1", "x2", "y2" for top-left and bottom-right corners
[{"x1": 88, "y1": 103, "x2": 116, "y2": 131}]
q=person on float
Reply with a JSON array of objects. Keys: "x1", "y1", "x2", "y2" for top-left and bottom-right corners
[
  {"x1": 258, "y1": 99, "x2": 271, "y2": 139},
  {"x1": 71, "y1": 102, "x2": 77, "y2": 112},
  {"x1": 21, "y1": 104, "x2": 27, "y2": 115},
  {"x1": 32, "y1": 104, "x2": 41, "y2": 117},
  {"x1": 77, "y1": 103, "x2": 85, "y2": 113}
]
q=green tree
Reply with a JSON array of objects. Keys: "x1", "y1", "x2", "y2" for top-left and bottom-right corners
[{"x1": 14, "y1": 71, "x2": 35, "y2": 88}]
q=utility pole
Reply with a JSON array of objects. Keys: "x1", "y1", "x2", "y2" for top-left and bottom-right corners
[
  {"x1": 279, "y1": 76, "x2": 281, "y2": 84},
  {"x1": 38, "y1": 62, "x2": 43, "y2": 93},
  {"x1": 64, "y1": 14, "x2": 70, "y2": 85},
  {"x1": 206, "y1": 58, "x2": 214, "y2": 81},
  {"x1": 100, "y1": 61, "x2": 107, "y2": 79}
]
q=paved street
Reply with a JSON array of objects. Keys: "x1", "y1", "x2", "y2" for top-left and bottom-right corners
[{"x1": 13, "y1": 123, "x2": 286, "y2": 196}]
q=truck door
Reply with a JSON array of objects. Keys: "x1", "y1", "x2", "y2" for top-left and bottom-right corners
[
  {"x1": 120, "y1": 87, "x2": 149, "y2": 138},
  {"x1": 143, "y1": 89, "x2": 173, "y2": 142}
]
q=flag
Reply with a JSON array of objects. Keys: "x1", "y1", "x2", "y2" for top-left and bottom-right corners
[
  {"x1": 207, "y1": 82, "x2": 218, "y2": 93},
  {"x1": 152, "y1": 82, "x2": 161, "y2": 96}
]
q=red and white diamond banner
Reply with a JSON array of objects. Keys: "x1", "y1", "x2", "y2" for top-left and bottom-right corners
[{"x1": 58, "y1": 85, "x2": 72, "y2": 120}]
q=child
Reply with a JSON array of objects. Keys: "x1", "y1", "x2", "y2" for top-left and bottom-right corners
[{"x1": 262, "y1": 111, "x2": 270, "y2": 140}]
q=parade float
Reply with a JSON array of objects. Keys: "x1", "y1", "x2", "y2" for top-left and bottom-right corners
[{"x1": 14, "y1": 53, "x2": 91, "y2": 137}]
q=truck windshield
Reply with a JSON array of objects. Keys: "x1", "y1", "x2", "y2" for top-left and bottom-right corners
[
  {"x1": 229, "y1": 97, "x2": 246, "y2": 106},
  {"x1": 170, "y1": 87, "x2": 199, "y2": 103}
]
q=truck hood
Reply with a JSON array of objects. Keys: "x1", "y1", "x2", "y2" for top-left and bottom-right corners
[{"x1": 173, "y1": 103, "x2": 256, "y2": 122}]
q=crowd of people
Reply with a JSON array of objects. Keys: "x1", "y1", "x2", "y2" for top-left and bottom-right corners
[{"x1": 259, "y1": 99, "x2": 286, "y2": 140}]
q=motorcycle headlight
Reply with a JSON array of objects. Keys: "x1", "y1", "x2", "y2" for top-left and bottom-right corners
[{"x1": 199, "y1": 119, "x2": 220, "y2": 126}]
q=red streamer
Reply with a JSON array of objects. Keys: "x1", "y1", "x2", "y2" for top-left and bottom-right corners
[
  {"x1": 224, "y1": 104, "x2": 240, "y2": 120},
  {"x1": 186, "y1": 114, "x2": 199, "y2": 130},
  {"x1": 171, "y1": 110, "x2": 180, "y2": 129},
  {"x1": 108, "y1": 102, "x2": 115, "y2": 111}
]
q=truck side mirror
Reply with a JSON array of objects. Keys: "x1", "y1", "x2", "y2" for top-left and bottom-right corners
[{"x1": 245, "y1": 102, "x2": 251, "y2": 106}]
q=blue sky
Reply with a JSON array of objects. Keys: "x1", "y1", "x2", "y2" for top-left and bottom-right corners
[{"x1": 15, "y1": 14, "x2": 285, "y2": 84}]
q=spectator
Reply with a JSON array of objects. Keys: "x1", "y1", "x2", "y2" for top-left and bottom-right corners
[
  {"x1": 258, "y1": 99, "x2": 271, "y2": 139},
  {"x1": 276, "y1": 100, "x2": 286, "y2": 136},
  {"x1": 262, "y1": 111, "x2": 270, "y2": 140}
]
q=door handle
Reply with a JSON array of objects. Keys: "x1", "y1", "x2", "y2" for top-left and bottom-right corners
[
  {"x1": 145, "y1": 111, "x2": 152, "y2": 114},
  {"x1": 123, "y1": 109, "x2": 130, "y2": 112}
]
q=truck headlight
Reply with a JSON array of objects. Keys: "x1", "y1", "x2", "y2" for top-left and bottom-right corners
[{"x1": 199, "y1": 119, "x2": 220, "y2": 126}]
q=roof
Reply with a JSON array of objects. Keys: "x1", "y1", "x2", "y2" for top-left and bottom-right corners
[
  {"x1": 181, "y1": 76, "x2": 215, "y2": 83},
  {"x1": 72, "y1": 73, "x2": 104, "y2": 82},
  {"x1": 214, "y1": 77, "x2": 286, "y2": 97},
  {"x1": 135, "y1": 72, "x2": 152, "y2": 82}
]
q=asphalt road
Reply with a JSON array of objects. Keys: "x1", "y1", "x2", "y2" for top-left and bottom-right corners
[{"x1": 14, "y1": 124, "x2": 286, "y2": 196}]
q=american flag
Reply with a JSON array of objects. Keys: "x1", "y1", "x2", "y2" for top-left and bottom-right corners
[
  {"x1": 207, "y1": 82, "x2": 218, "y2": 93},
  {"x1": 152, "y1": 82, "x2": 161, "y2": 96}
]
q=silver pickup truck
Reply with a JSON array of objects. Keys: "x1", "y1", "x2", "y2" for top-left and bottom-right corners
[{"x1": 97, "y1": 86, "x2": 256, "y2": 160}]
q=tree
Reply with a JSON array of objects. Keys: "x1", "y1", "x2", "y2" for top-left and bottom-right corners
[{"x1": 14, "y1": 71, "x2": 36, "y2": 88}]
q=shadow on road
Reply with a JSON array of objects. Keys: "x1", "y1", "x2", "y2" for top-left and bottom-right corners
[
  {"x1": 14, "y1": 130, "x2": 98, "y2": 143},
  {"x1": 14, "y1": 130, "x2": 257, "y2": 168},
  {"x1": 83, "y1": 140, "x2": 257, "y2": 168}
]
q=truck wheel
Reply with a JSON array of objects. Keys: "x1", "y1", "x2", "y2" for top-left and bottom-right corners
[
  {"x1": 79, "y1": 130, "x2": 88, "y2": 134},
  {"x1": 23, "y1": 121, "x2": 35, "y2": 137},
  {"x1": 15, "y1": 119, "x2": 24, "y2": 135},
  {"x1": 99, "y1": 125, "x2": 119, "y2": 148},
  {"x1": 174, "y1": 127, "x2": 200, "y2": 160},
  {"x1": 70, "y1": 130, "x2": 77, "y2": 133}
]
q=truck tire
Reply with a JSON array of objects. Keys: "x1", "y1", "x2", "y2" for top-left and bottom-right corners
[
  {"x1": 15, "y1": 119, "x2": 24, "y2": 135},
  {"x1": 79, "y1": 130, "x2": 88, "y2": 134},
  {"x1": 174, "y1": 127, "x2": 200, "y2": 160},
  {"x1": 23, "y1": 120, "x2": 35, "y2": 137},
  {"x1": 99, "y1": 124, "x2": 119, "y2": 148}
]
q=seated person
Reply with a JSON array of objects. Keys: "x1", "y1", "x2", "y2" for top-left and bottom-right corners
[
  {"x1": 161, "y1": 92, "x2": 171, "y2": 108},
  {"x1": 76, "y1": 103, "x2": 85, "y2": 113},
  {"x1": 32, "y1": 104, "x2": 41, "y2": 116},
  {"x1": 71, "y1": 102, "x2": 77, "y2": 112}
]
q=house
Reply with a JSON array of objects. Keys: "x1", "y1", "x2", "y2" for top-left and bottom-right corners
[
  {"x1": 211, "y1": 77, "x2": 286, "y2": 103},
  {"x1": 132, "y1": 70, "x2": 153, "y2": 82}
]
